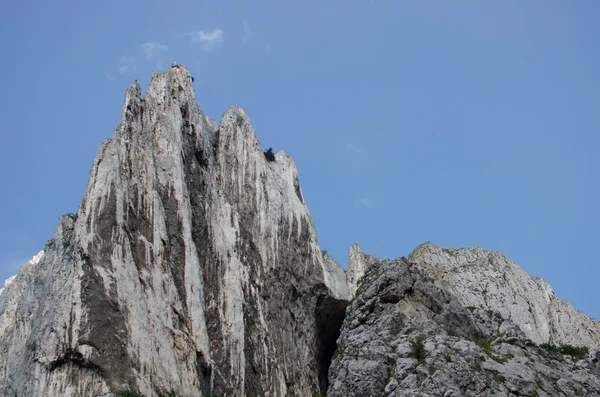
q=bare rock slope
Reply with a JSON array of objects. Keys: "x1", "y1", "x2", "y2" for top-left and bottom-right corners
[
  {"x1": 409, "y1": 243, "x2": 600, "y2": 348},
  {"x1": 329, "y1": 245, "x2": 600, "y2": 397},
  {"x1": 2, "y1": 64, "x2": 599, "y2": 397},
  {"x1": 0, "y1": 64, "x2": 347, "y2": 397}
]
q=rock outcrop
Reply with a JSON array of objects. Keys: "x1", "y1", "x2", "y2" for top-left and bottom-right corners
[
  {"x1": 2, "y1": 63, "x2": 598, "y2": 397},
  {"x1": 409, "y1": 243, "x2": 600, "y2": 348},
  {"x1": 346, "y1": 244, "x2": 372, "y2": 298},
  {"x1": 0, "y1": 251, "x2": 44, "y2": 297},
  {"x1": 0, "y1": 64, "x2": 347, "y2": 397},
  {"x1": 329, "y1": 246, "x2": 600, "y2": 397},
  {"x1": 0, "y1": 276, "x2": 15, "y2": 297}
]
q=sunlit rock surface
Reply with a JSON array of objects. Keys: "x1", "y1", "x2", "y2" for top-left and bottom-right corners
[
  {"x1": 409, "y1": 243, "x2": 600, "y2": 347},
  {"x1": 0, "y1": 64, "x2": 347, "y2": 397},
  {"x1": 329, "y1": 245, "x2": 600, "y2": 397}
]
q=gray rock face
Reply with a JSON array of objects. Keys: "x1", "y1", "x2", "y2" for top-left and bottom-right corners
[
  {"x1": 346, "y1": 244, "x2": 372, "y2": 298},
  {"x1": 329, "y1": 253, "x2": 600, "y2": 397},
  {"x1": 0, "y1": 65, "x2": 347, "y2": 396},
  {"x1": 409, "y1": 243, "x2": 600, "y2": 347},
  {"x1": 3, "y1": 64, "x2": 599, "y2": 397},
  {"x1": 0, "y1": 251, "x2": 43, "y2": 297}
]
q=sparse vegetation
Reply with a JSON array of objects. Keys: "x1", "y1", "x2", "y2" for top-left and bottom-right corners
[
  {"x1": 466, "y1": 306, "x2": 477, "y2": 312},
  {"x1": 493, "y1": 352, "x2": 515, "y2": 364},
  {"x1": 264, "y1": 147, "x2": 276, "y2": 162},
  {"x1": 442, "y1": 248, "x2": 458, "y2": 257},
  {"x1": 428, "y1": 361, "x2": 436, "y2": 375},
  {"x1": 492, "y1": 372, "x2": 506, "y2": 382},
  {"x1": 385, "y1": 365, "x2": 395, "y2": 385},
  {"x1": 476, "y1": 334, "x2": 514, "y2": 364},
  {"x1": 350, "y1": 275, "x2": 368, "y2": 303},
  {"x1": 410, "y1": 336, "x2": 427, "y2": 365},
  {"x1": 540, "y1": 343, "x2": 589, "y2": 361},
  {"x1": 321, "y1": 249, "x2": 328, "y2": 257},
  {"x1": 559, "y1": 344, "x2": 589, "y2": 360},
  {"x1": 477, "y1": 337, "x2": 494, "y2": 356}
]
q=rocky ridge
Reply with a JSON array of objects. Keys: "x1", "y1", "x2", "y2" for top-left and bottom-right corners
[
  {"x1": 1, "y1": 64, "x2": 599, "y2": 397},
  {"x1": 0, "y1": 251, "x2": 44, "y2": 297},
  {"x1": 408, "y1": 243, "x2": 600, "y2": 348},
  {"x1": 0, "y1": 64, "x2": 347, "y2": 397},
  {"x1": 329, "y1": 245, "x2": 600, "y2": 396}
]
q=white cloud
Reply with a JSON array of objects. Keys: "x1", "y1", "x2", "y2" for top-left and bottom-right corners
[
  {"x1": 345, "y1": 143, "x2": 364, "y2": 155},
  {"x1": 104, "y1": 72, "x2": 115, "y2": 81},
  {"x1": 141, "y1": 42, "x2": 168, "y2": 61},
  {"x1": 118, "y1": 56, "x2": 136, "y2": 74},
  {"x1": 358, "y1": 198, "x2": 372, "y2": 208},
  {"x1": 186, "y1": 29, "x2": 224, "y2": 50},
  {"x1": 242, "y1": 20, "x2": 251, "y2": 45}
]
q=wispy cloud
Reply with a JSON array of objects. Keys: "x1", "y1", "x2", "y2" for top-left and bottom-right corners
[
  {"x1": 358, "y1": 198, "x2": 372, "y2": 208},
  {"x1": 185, "y1": 29, "x2": 225, "y2": 50},
  {"x1": 242, "y1": 20, "x2": 251, "y2": 45},
  {"x1": 345, "y1": 143, "x2": 364, "y2": 155},
  {"x1": 118, "y1": 56, "x2": 136, "y2": 75},
  {"x1": 104, "y1": 72, "x2": 115, "y2": 81},
  {"x1": 141, "y1": 42, "x2": 168, "y2": 61}
]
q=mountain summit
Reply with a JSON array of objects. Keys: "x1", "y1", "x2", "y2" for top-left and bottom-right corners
[
  {"x1": 1, "y1": 65, "x2": 598, "y2": 397},
  {"x1": 0, "y1": 64, "x2": 347, "y2": 396}
]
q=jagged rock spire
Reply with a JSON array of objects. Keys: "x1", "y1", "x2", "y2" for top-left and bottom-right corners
[{"x1": 0, "y1": 65, "x2": 348, "y2": 397}]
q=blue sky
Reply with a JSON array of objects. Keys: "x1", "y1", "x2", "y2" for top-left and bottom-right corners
[{"x1": 1, "y1": 1, "x2": 599, "y2": 319}]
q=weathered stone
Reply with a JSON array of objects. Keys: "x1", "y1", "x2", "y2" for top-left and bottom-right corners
[
  {"x1": 0, "y1": 65, "x2": 347, "y2": 397},
  {"x1": 2, "y1": 64, "x2": 599, "y2": 397},
  {"x1": 409, "y1": 243, "x2": 600, "y2": 347},
  {"x1": 328, "y1": 247, "x2": 600, "y2": 397},
  {"x1": 346, "y1": 244, "x2": 371, "y2": 298}
]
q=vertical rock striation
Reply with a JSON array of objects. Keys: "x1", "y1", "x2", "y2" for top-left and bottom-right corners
[
  {"x1": 346, "y1": 244, "x2": 372, "y2": 298},
  {"x1": 0, "y1": 64, "x2": 347, "y2": 397}
]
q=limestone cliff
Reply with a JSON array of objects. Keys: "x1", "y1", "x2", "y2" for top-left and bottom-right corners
[
  {"x1": 2, "y1": 63, "x2": 598, "y2": 397},
  {"x1": 408, "y1": 243, "x2": 600, "y2": 348},
  {"x1": 329, "y1": 245, "x2": 600, "y2": 396},
  {"x1": 0, "y1": 64, "x2": 347, "y2": 397}
]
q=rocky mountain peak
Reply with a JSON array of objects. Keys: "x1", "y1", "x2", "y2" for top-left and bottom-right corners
[
  {"x1": 1, "y1": 65, "x2": 599, "y2": 396},
  {"x1": 329, "y1": 253, "x2": 600, "y2": 397},
  {"x1": 0, "y1": 66, "x2": 347, "y2": 397},
  {"x1": 408, "y1": 242, "x2": 600, "y2": 348}
]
